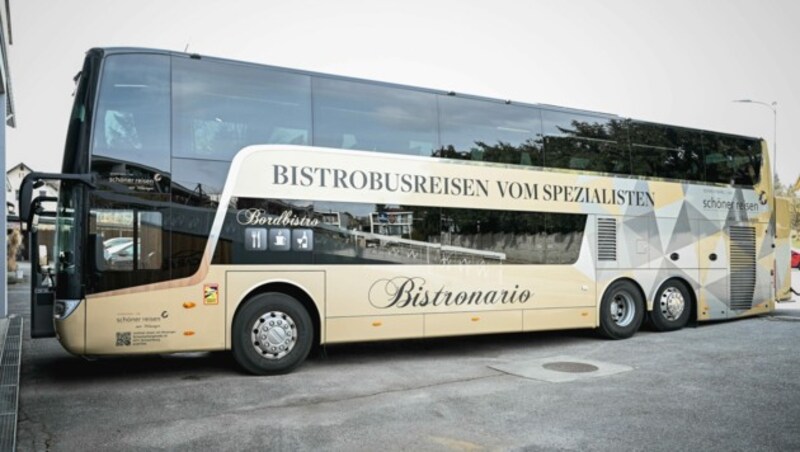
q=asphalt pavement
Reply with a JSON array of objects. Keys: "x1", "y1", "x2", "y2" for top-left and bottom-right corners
[{"x1": 9, "y1": 267, "x2": 800, "y2": 451}]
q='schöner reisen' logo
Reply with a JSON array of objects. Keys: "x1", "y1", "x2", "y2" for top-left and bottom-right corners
[{"x1": 368, "y1": 277, "x2": 533, "y2": 310}]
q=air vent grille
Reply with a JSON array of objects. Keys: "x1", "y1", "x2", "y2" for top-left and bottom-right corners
[
  {"x1": 729, "y1": 226, "x2": 756, "y2": 310},
  {"x1": 597, "y1": 218, "x2": 617, "y2": 261}
]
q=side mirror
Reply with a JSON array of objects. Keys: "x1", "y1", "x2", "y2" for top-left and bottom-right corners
[{"x1": 19, "y1": 172, "x2": 95, "y2": 224}]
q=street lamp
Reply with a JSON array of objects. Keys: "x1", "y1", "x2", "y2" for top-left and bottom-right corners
[{"x1": 733, "y1": 99, "x2": 777, "y2": 185}]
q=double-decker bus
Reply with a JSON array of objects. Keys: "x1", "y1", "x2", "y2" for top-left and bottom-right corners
[{"x1": 20, "y1": 48, "x2": 793, "y2": 374}]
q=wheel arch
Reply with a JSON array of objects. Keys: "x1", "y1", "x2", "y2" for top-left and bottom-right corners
[{"x1": 233, "y1": 282, "x2": 323, "y2": 348}]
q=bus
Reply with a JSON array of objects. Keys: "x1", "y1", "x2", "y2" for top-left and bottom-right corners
[{"x1": 20, "y1": 48, "x2": 793, "y2": 375}]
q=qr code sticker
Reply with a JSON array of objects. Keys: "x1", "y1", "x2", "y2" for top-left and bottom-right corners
[{"x1": 116, "y1": 332, "x2": 131, "y2": 346}]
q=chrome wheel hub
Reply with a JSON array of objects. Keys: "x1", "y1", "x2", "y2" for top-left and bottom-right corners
[
  {"x1": 659, "y1": 287, "x2": 685, "y2": 321},
  {"x1": 251, "y1": 311, "x2": 297, "y2": 359},
  {"x1": 610, "y1": 291, "x2": 635, "y2": 327}
]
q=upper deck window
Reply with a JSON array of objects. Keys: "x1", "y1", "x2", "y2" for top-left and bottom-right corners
[
  {"x1": 312, "y1": 78, "x2": 438, "y2": 156},
  {"x1": 704, "y1": 135, "x2": 761, "y2": 186},
  {"x1": 629, "y1": 123, "x2": 704, "y2": 182},
  {"x1": 542, "y1": 110, "x2": 629, "y2": 174},
  {"x1": 172, "y1": 57, "x2": 312, "y2": 161},
  {"x1": 92, "y1": 54, "x2": 170, "y2": 172},
  {"x1": 437, "y1": 96, "x2": 543, "y2": 166},
  {"x1": 92, "y1": 52, "x2": 765, "y2": 188}
]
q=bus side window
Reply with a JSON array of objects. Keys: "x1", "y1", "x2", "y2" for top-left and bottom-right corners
[
  {"x1": 312, "y1": 77, "x2": 438, "y2": 156},
  {"x1": 92, "y1": 54, "x2": 171, "y2": 172},
  {"x1": 438, "y1": 95, "x2": 544, "y2": 166},
  {"x1": 730, "y1": 138, "x2": 761, "y2": 186},
  {"x1": 172, "y1": 56, "x2": 312, "y2": 161},
  {"x1": 541, "y1": 110, "x2": 627, "y2": 175},
  {"x1": 704, "y1": 134, "x2": 735, "y2": 184},
  {"x1": 545, "y1": 213, "x2": 586, "y2": 265},
  {"x1": 90, "y1": 209, "x2": 162, "y2": 272},
  {"x1": 137, "y1": 212, "x2": 163, "y2": 270}
]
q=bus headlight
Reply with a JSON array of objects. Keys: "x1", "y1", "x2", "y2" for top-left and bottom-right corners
[{"x1": 54, "y1": 299, "x2": 82, "y2": 320}]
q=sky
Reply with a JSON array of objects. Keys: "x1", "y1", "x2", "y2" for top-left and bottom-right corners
[{"x1": 6, "y1": 0, "x2": 800, "y2": 185}]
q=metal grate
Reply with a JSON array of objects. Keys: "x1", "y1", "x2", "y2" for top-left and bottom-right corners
[
  {"x1": 0, "y1": 316, "x2": 22, "y2": 452},
  {"x1": 729, "y1": 226, "x2": 756, "y2": 310},
  {"x1": 597, "y1": 218, "x2": 617, "y2": 261}
]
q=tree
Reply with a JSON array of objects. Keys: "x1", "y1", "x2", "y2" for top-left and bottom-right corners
[{"x1": 774, "y1": 173, "x2": 800, "y2": 233}]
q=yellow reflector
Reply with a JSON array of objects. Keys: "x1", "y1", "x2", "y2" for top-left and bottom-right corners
[
  {"x1": 183, "y1": 330, "x2": 195, "y2": 336},
  {"x1": 471, "y1": 316, "x2": 480, "y2": 322},
  {"x1": 372, "y1": 321, "x2": 382, "y2": 327},
  {"x1": 183, "y1": 302, "x2": 196, "y2": 309}
]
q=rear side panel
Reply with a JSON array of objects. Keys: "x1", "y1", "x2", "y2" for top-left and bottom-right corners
[{"x1": 775, "y1": 196, "x2": 793, "y2": 301}]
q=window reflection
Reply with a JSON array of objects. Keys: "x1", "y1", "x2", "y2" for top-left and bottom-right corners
[
  {"x1": 171, "y1": 158, "x2": 230, "y2": 278},
  {"x1": 172, "y1": 57, "x2": 312, "y2": 160},
  {"x1": 703, "y1": 135, "x2": 761, "y2": 185},
  {"x1": 138, "y1": 212, "x2": 163, "y2": 270},
  {"x1": 629, "y1": 123, "x2": 703, "y2": 181},
  {"x1": 437, "y1": 96, "x2": 543, "y2": 166},
  {"x1": 728, "y1": 138, "x2": 761, "y2": 186},
  {"x1": 214, "y1": 198, "x2": 586, "y2": 265},
  {"x1": 168, "y1": 55, "x2": 762, "y2": 187},
  {"x1": 542, "y1": 110, "x2": 629, "y2": 174},
  {"x1": 90, "y1": 209, "x2": 163, "y2": 272},
  {"x1": 93, "y1": 209, "x2": 134, "y2": 271},
  {"x1": 312, "y1": 78, "x2": 438, "y2": 156},
  {"x1": 92, "y1": 54, "x2": 171, "y2": 172}
]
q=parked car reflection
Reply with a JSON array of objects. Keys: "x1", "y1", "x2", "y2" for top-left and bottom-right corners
[{"x1": 103, "y1": 237, "x2": 135, "y2": 270}]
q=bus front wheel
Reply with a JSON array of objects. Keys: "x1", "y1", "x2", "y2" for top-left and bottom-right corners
[
  {"x1": 649, "y1": 280, "x2": 691, "y2": 332},
  {"x1": 598, "y1": 280, "x2": 644, "y2": 339},
  {"x1": 232, "y1": 292, "x2": 313, "y2": 375}
]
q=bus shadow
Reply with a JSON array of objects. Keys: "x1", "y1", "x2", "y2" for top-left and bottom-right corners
[
  {"x1": 26, "y1": 351, "x2": 235, "y2": 383},
  {"x1": 314, "y1": 329, "x2": 601, "y2": 366},
  {"x1": 26, "y1": 329, "x2": 604, "y2": 381},
  {"x1": 28, "y1": 320, "x2": 731, "y2": 381}
]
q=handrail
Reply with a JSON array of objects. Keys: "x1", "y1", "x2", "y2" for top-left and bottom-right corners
[{"x1": 26, "y1": 196, "x2": 58, "y2": 231}]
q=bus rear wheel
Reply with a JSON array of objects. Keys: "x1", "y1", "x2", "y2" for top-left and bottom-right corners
[
  {"x1": 598, "y1": 280, "x2": 644, "y2": 339},
  {"x1": 649, "y1": 280, "x2": 691, "y2": 332},
  {"x1": 232, "y1": 292, "x2": 313, "y2": 375}
]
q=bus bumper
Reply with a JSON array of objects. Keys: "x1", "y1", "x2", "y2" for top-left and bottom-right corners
[{"x1": 54, "y1": 299, "x2": 86, "y2": 355}]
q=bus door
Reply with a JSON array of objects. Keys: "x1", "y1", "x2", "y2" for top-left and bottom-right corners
[
  {"x1": 27, "y1": 196, "x2": 58, "y2": 338},
  {"x1": 19, "y1": 172, "x2": 95, "y2": 339}
]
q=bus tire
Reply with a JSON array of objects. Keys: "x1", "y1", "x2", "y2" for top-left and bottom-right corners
[
  {"x1": 232, "y1": 292, "x2": 313, "y2": 375},
  {"x1": 598, "y1": 280, "x2": 644, "y2": 339},
  {"x1": 649, "y1": 280, "x2": 691, "y2": 332}
]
